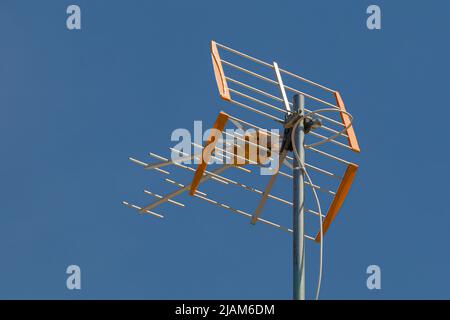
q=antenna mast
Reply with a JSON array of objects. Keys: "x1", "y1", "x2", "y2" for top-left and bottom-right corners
[
  {"x1": 123, "y1": 40, "x2": 360, "y2": 300},
  {"x1": 292, "y1": 94, "x2": 306, "y2": 300}
]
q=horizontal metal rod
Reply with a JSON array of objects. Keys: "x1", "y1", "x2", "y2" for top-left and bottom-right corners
[
  {"x1": 164, "y1": 176, "x2": 327, "y2": 222},
  {"x1": 222, "y1": 130, "x2": 272, "y2": 152},
  {"x1": 229, "y1": 115, "x2": 348, "y2": 160},
  {"x1": 280, "y1": 68, "x2": 335, "y2": 93},
  {"x1": 213, "y1": 150, "x2": 253, "y2": 173},
  {"x1": 227, "y1": 77, "x2": 284, "y2": 107},
  {"x1": 229, "y1": 99, "x2": 283, "y2": 123},
  {"x1": 155, "y1": 168, "x2": 170, "y2": 175},
  {"x1": 308, "y1": 130, "x2": 353, "y2": 151},
  {"x1": 304, "y1": 162, "x2": 342, "y2": 180},
  {"x1": 163, "y1": 178, "x2": 207, "y2": 196},
  {"x1": 174, "y1": 147, "x2": 252, "y2": 174},
  {"x1": 217, "y1": 42, "x2": 335, "y2": 93},
  {"x1": 149, "y1": 152, "x2": 230, "y2": 185},
  {"x1": 305, "y1": 108, "x2": 345, "y2": 128},
  {"x1": 226, "y1": 77, "x2": 345, "y2": 128},
  {"x1": 139, "y1": 165, "x2": 231, "y2": 212},
  {"x1": 197, "y1": 164, "x2": 291, "y2": 206},
  {"x1": 306, "y1": 208, "x2": 326, "y2": 219},
  {"x1": 144, "y1": 153, "x2": 195, "y2": 170},
  {"x1": 308, "y1": 147, "x2": 351, "y2": 165},
  {"x1": 229, "y1": 85, "x2": 346, "y2": 136},
  {"x1": 172, "y1": 145, "x2": 232, "y2": 161},
  {"x1": 192, "y1": 192, "x2": 315, "y2": 241},
  {"x1": 191, "y1": 142, "x2": 259, "y2": 166},
  {"x1": 129, "y1": 157, "x2": 171, "y2": 175},
  {"x1": 186, "y1": 169, "x2": 324, "y2": 218},
  {"x1": 163, "y1": 157, "x2": 326, "y2": 218},
  {"x1": 122, "y1": 201, "x2": 164, "y2": 218},
  {"x1": 277, "y1": 169, "x2": 336, "y2": 196},
  {"x1": 216, "y1": 42, "x2": 274, "y2": 68},
  {"x1": 143, "y1": 190, "x2": 185, "y2": 207},
  {"x1": 129, "y1": 157, "x2": 148, "y2": 167},
  {"x1": 204, "y1": 138, "x2": 339, "y2": 182},
  {"x1": 194, "y1": 193, "x2": 291, "y2": 233},
  {"x1": 282, "y1": 157, "x2": 341, "y2": 180},
  {"x1": 229, "y1": 88, "x2": 287, "y2": 114},
  {"x1": 222, "y1": 131, "x2": 280, "y2": 160},
  {"x1": 219, "y1": 116, "x2": 344, "y2": 180},
  {"x1": 188, "y1": 147, "x2": 338, "y2": 195},
  {"x1": 222, "y1": 59, "x2": 338, "y2": 109},
  {"x1": 196, "y1": 114, "x2": 343, "y2": 180},
  {"x1": 314, "y1": 121, "x2": 348, "y2": 138},
  {"x1": 174, "y1": 143, "x2": 335, "y2": 196},
  {"x1": 284, "y1": 84, "x2": 339, "y2": 109},
  {"x1": 222, "y1": 59, "x2": 278, "y2": 85},
  {"x1": 162, "y1": 175, "x2": 325, "y2": 229},
  {"x1": 227, "y1": 114, "x2": 279, "y2": 136}
]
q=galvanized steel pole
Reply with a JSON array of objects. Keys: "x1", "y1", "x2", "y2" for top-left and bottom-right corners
[{"x1": 293, "y1": 94, "x2": 306, "y2": 300}]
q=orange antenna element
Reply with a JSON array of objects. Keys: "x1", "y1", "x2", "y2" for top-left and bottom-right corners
[
  {"x1": 189, "y1": 111, "x2": 229, "y2": 195},
  {"x1": 314, "y1": 163, "x2": 358, "y2": 242},
  {"x1": 334, "y1": 91, "x2": 360, "y2": 153},
  {"x1": 211, "y1": 41, "x2": 231, "y2": 101}
]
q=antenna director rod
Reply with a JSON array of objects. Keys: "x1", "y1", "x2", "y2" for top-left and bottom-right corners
[{"x1": 139, "y1": 165, "x2": 231, "y2": 213}]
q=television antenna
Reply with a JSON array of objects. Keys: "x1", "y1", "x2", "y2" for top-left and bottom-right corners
[{"x1": 123, "y1": 40, "x2": 360, "y2": 300}]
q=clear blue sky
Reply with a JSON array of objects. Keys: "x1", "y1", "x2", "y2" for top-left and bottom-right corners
[{"x1": 1, "y1": 0, "x2": 449, "y2": 299}]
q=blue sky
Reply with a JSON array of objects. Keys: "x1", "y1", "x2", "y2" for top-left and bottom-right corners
[{"x1": 0, "y1": 0, "x2": 449, "y2": 299}]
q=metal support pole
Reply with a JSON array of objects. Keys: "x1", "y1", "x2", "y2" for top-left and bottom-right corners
[{"x1": 293, "y1": 94, "x2": 305, "y2": 300}]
